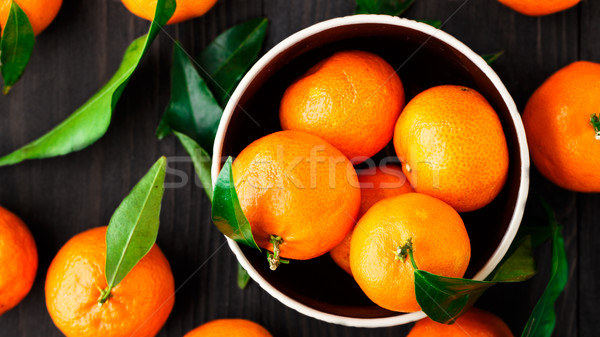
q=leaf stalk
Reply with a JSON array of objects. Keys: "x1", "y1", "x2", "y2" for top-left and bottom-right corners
[
  {"x1": 97, "y1": 286, "x2": 113, "y2": 305},
  {"x1": 267, "y1": 235, "x2": 288, "y2": 270},
  {"x1": 395, "y1": 238, "x2": 420, "y2": 270}
]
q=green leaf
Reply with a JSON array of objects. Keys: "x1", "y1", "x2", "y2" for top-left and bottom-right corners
[
  {"x1": 355, "y1": 0, "x2": 415, "y2": 16},
  {"x1": 481, "y1": 51, "x2": 504, "y2": 65},
  {"x1": 518, "y1": 226, "x2": 553, "y2": 249},
  {"x1": 417, "y1": 19, "x2": 442, "y2": 29},
  {"x1": 158, "y1": 19, "x2": 269, "y2": 195},
  {"x1": 0, "y1": 0, "x2": 35, "y2": 94},
  {"x1": 522, "y1": 202, "x2": 568, "y2": 337},
  {"x1": 104, "y1": 157, "x2": 167, "y2": 294},
  {"x1": 415, "y1": 270, "x2": 496, "y2": 323},
  {"x1": 238, "y1": 263, "x2": 251, "y2": 289},
  {"x1": 196, "y1": 18, "x2": 269, "y2": 106},
  {"x1": 157, "y1": 42, "x2": 223, "y2": 152},
  {"x1": 489, "y1": 236, "x2": 536, "y2": 282},
  {"x1": 412, "y1": 229, "x2": 537, "y2": 324},
  {"x1": 211, "y1": 157, "x2": 260, "y2": 251},
  {"x1": 0, "y1": 0, "x2": 176, "y2": 167},
  {"x1": 173, "y1": 131, "x2": 213, "y2": 200}
]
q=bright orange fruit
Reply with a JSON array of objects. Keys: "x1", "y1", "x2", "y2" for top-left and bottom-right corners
[
  {"x1": 523, "y1": 61, "x2": 600, "y2": 192},
  {"x1": 0, "y1": 0, "x2": 63, "y2": 36},
  {"x1": 45, "y1": 226, "x2": 175, "y2": 337},
  {"x1": 330, "y1": 165, "x2": 413, "y2": 275},
  {"x1": 121, "y1": 0, "x2": 218, "y2": 24},
  {"x1": 394, "y1": 85, "x2": 509, "y2": 212},
  {"x1": 497, "y1": 0, "x2": 579, "y2": 16},
  {"x1": 350, "y1": 193, "x2": 470, "y2": 313},
  {"x1": 232, "y1": 130, "x2": 361, "y2": 261},
  {"x1": 0, "y1": 206, "x2": 37, "y2": 316},
  {"x1": 408, "y1": 308, "x2": 514, "y2": 337},
  {"x1": 185, "y1": 319, "x2": 273, "y2": 337},
  {"x1": 280, "y1": 50, "x2": 405, "y2": 162}
]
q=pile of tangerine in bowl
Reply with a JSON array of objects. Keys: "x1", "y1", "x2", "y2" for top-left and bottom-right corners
[{"x1": 212, "y1": 16, "x2": 528, "y2": 327}]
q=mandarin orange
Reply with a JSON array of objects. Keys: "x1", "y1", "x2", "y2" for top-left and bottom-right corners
[
  {"x1": 394, "y1": 85, "x2": 509, "y2": 212},
  {"x1": 498, "y1": 0, "x2": 579, "y2": 16},
  {"x1": 280, "y1": 50, "x2": 405, "y2": 162},
  {"x1": 185, "y1": 319, "x2": 273, "y2": 337},
  {"x1": 408, "y1": 308, "x2": 514, "y2": 337},
  {"x1": 0, "y1": 206, "x2": 37, "y2": 316},
  {"x1": 523, "y1": 61, "x2": 600, "y2": 192},
  {"x1": 350, "y1": 193, "x2": 470, "y2": 312},
  {"x1": 232, "y1": 130, "x2": 361, "y2": 266},
  {"x1": 0, "y1": 0, "x2": 62, "y2": 35},
  {"x1": 45, "y1": 226, "x2": 175, "y2": 337},
  {"x1": 121, "y1": 0, "x2": 218, "y2": 24}
]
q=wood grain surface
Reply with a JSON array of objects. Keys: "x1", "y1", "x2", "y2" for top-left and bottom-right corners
[{"x1": 0, "y1": 0, "x2": 595, "y2": 336}]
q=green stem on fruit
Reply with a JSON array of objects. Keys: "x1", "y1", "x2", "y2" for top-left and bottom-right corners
[
  {"x1": 408, "y1": 244, "x2": 419, "y2": 270},
  {"x1": 590, "y1": 113, "x2": 600, "y2": 140},
  {"x1": 97, "y1": 286, "x2": 113, "y2": 305},
  {"x1": 267, "y1": 235, "x2": 289, "y2": 271},
  {"x1": 395, "y1": 237, "x2": 419, "y2": 270}
]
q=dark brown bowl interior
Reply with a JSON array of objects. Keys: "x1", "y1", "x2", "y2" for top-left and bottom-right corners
[{"x1": 219, "y1": 21, "x2": 523, "y2": 319}]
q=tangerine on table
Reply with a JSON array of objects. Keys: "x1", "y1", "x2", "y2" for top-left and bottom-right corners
[
  {"x1": 232, "y1": 130, "x2": 361, "y2": 265},
  {"x1": 408, "y1": 308, "x2": 514, "y2": 337},
  {"x1": 497, "y1": 0, "x2": 580, "y2": 16},
  {"x1": 0, "y1": 206, "x2": 37, "y2": 316},
  {"x1": 350, "y1": 193, "x2": 471, "y2": 313},
  {"x1": 330, "y1": 164, "x2": 413, "y2": 275},
  {"x1": 0, "y1": 0, "x2": 63, "y2": 36},
  {"x1": 121, "y1": 0, "x2": 218, "y2": 24},
  {"x1": 45, "y1": 226, "x2": 175, "y2": 337},
  {"x1": 185, "y1": 319, "x2": 273, "y2": 337},
  {"x1": 393, "y1": 85, "x2": 509, "y2": 212},
  {"x1": 523, "y1": 61, "x2": 600, "y2": 192},
  {"x1": 280, "y1": 50, "x2": 405, "y2": 162}
]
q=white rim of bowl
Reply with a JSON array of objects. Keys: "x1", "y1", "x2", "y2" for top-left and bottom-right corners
[{"x1": 211, "y1": 14, "x2": 531, "y2": 328}]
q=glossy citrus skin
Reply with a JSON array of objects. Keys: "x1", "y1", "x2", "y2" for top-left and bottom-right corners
[
  {"x1": 394, "y1": 85, "x2": 509, "y2": 212},
  {"x1": 0, "y1": 206, "x2": 37, "y2": 316},
  {"x1": 0, "y1": 0, "x2": 62, "y2": 36},
  {"x1": 45, "y1": 226, "x2": 175, "y2": 337},
  {"x1": 121, "y1": 0, "x2": 218, "y2": 24},
  {"x1": 350, "y1": 193, "x2": 471, "y2": 313},
  {"x1": 497, "y1": 0, "x2": 579, "y2": 16},
  {"x1": 408, "y1": 308, "x2": 514, "y2": 337},
  {"x1": 185, "y1": 319, "x2": 273, "y2": 337},
  {"x1": 330, "y1": 165, "x2": 413, "y2": 275},
  {"x1": 523, "y1": 61, "x2": 600, "y2": 192},
  {"x1": 280, "y1": 50, "x2": 405, "y2": 162},
  {"x1": 232, "y1": 130, "x2": 361, "y2": 260}
]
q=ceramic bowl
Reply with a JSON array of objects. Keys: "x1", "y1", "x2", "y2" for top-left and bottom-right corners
[{"x1": 211, "y1": 14, "x2": 530, "y2": 328}]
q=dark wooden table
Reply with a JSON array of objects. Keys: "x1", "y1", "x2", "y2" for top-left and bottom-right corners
[{"x1": 0, "y1": 0, "x2": 597, "y2": 336}]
